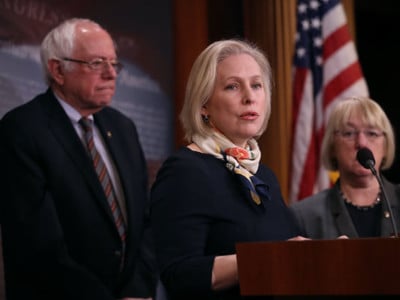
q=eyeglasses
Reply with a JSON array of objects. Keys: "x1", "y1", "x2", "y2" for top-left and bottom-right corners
[
  {"x1": 335, "y1": 128, "x2": 385, "y2": 141},
  {"x1": 61, "y1": 57, "x2": 123, "y2": 74}
]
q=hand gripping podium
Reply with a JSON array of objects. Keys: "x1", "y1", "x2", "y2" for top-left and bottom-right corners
[{"x1": 236, "y1": 238, "x2": 400, "y2": 296}]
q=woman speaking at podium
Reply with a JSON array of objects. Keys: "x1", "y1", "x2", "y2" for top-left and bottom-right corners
[{"x1": 150, "y1": 39, "x2": 305, "y2": 300}]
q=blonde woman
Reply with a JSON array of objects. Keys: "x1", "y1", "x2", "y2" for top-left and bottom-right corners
[
  {"x1": 290, "y1": 96, "x2": 400, "y2": 239},
  {"x1": 150, "y1": 39, "x2": 303, "y2": 300}
]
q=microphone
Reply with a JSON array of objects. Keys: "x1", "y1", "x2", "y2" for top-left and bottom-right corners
[
  {"x1": 356, "y1": 147, "x2": 376, "y2": 174},
  {"x1": 356, "y1": 147, "x2": 398, "y2": 237}
]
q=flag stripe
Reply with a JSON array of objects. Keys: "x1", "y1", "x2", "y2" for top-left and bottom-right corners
[
  {"x1": 323, "y1": 25, "x2": 351, "y2": 59},
  {"x1": 324, "y1": 62, "x2": 365, "y2": 108},
  {"x1": 298, "y1": 132, "x2": 318, "y2": 199},
  {"x1": 324, "y1": 43, "x2": 359, "y2": 84}
]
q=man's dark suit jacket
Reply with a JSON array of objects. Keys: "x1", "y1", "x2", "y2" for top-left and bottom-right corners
[{"x1": 0, "y1": 89, "x2": 156, "y2": 300}]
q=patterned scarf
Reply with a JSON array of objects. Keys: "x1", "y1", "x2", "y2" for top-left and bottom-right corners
[{"x1": 192, "y1": 131, "x2": 270, "y2": 205}]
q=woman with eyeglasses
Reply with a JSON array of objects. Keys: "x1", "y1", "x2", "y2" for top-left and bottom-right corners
[{"x1": 289, "y1": 96, "x2": 400, "y2": 239}]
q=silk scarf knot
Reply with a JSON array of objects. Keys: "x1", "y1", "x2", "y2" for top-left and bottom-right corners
[{"x1": 192, "y1": 132, "x2": 270, "y2": 205}]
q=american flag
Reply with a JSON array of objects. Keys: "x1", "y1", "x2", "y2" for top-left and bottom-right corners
[{"x1": 289, "y1": 0, "x2": 369, "y2": 203}]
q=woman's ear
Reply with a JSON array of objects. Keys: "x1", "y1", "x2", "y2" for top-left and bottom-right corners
[{"x1": 201, "y1": 105, "x2": 208, "y2": 116}]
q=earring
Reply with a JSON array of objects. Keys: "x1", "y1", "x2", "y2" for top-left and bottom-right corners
[{"x1": 202, "y1": 115, "x2": 209, "y2": 123}]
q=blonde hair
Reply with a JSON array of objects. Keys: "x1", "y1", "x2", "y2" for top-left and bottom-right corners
[
  {"x1": 321, "y1": 96, "x2": 395, "y2": 170},
  {"x1": 180, "y1": 39, "x2": 273, "y2": 142}
]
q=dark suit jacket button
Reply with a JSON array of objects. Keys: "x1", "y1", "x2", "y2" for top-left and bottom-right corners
[{"x1": 114, "y1": 250, "x2": 122, "y2": 257}]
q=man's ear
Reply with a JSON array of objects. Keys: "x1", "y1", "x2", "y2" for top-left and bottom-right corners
[{"x1": 48, "y1": 59, "x2": 65, "y2": 85}]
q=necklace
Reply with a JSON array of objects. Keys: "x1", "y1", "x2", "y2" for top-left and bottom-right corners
[{"x1": 340, "y1": 191, "x2": 382, "y2": 211}]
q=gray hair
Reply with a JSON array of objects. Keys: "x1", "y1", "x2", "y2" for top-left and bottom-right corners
[{"x1": 40, "y1": 18, "x2": 105, "y2": 85}]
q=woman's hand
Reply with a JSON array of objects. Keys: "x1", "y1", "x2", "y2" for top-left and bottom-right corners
[
  {"x1": 337, "y1": 235, "x2": 349, "y2": 239},
  {"x1": 288, "y1": 235, "x2": 311, "y2": 241}
]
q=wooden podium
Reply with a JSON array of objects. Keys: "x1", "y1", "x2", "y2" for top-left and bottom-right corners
[{"x1": 236, "y1": 238, "x2": 400, "y2": 296}]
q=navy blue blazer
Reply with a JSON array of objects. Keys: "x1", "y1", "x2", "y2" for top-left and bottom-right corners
[
  {"x1": 0, "y1": 89, "x2": 156, "y2": 299},
  {"x1": 150, "y1": 147, "x2": 300, "y2": 300}
]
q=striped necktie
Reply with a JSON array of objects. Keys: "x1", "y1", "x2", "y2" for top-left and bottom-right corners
[{"x1": 79, "y1": 117, "x2": 126, "y2": 244}]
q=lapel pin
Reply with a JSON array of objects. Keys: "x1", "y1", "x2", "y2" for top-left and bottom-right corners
[{"x1": 107, "y1": 131, "x2": 112, "y2": 138}]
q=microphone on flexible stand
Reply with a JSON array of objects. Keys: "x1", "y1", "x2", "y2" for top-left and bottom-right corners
[{"x1": 356, "y1": 147, "x2": 398, "y2": 237}]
